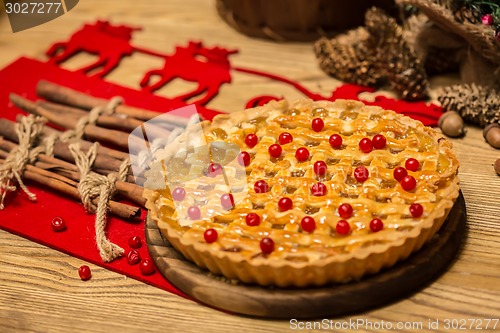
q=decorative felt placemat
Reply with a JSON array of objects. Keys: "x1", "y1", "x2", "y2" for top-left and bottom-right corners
[{"x1": 0, "y1": 57, "x2": 204, "y2": 298}]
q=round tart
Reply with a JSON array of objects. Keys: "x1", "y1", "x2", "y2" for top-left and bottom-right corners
[{"x1": 144, "y1": 99, "x2": 460, "y2": 287}]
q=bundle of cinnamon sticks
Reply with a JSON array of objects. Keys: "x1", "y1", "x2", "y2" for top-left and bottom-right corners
[{"x1": 0, "y1": 80, "x2": 195, "y2": 219}]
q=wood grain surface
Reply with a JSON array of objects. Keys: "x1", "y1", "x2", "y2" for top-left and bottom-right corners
[
  {"x1": 1, "y1": 1, "x2": 500, "y2": 332},
  {"x1": 146, "y1": 194, "x2": 466, "y2": 319}
]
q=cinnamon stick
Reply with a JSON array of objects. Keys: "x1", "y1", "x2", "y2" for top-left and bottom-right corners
[
  {"x1": 0, "y1": 123, "x2": 132, "y2": 183},
  {"x1": 0, "y1": 158, "x2": 141, "y2": 220},
  {"x1": 36, "y1": 80, "x2": 192, "y2": 126},
  {"x1": 31, "y1": 159, "x2": 145, "y2": 207},
  {"x1": 13, "y1": 114, "x2": 129, "y2": 161},
  {"x1": 0, "y1": 133, "x2": 141, "y2": 185},
  {"x1": 36, "y1": 100, "x2": 173, "y2": 139},
  {"x1": 6, "y1": 142, "x2": 146, "y2": 207},
  {"x1": 11, "y1": 93, "x2": 147, "y2": 152}
]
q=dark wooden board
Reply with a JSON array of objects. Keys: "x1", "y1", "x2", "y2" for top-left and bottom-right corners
[{"x1": 146, "y1": 192, "x2": 466, "y2": 319}]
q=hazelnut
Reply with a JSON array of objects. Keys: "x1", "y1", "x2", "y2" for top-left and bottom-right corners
[
  {"x1": 483, "y1": 124, "x2": 500, "y2": 149},
  {"x1": 495, "y1": 159, "x2": 500, "y2": 175},
  {"x1": 438, "y1": 111, "x2": 465, "y2": 138}
]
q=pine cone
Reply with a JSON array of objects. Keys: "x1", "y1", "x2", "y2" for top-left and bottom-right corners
[
  {"x1": 425, "y1": 46, "x2": 461, "y2": 74},
  {"x1": 438, "y1": 83, "x2": 500, "y2": 127},
  {"x1": 428, "y1": 0, "x2": 480, "y2": 23},
  {"x1": 365, "y1": 7, "x2": 429, "y2": 101},
  {"x1": 314, "y1": 28, "x2": 382, "y2": 87}
]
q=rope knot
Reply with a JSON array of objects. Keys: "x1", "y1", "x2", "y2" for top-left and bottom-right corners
[
  {"x1": 0, "y1": 115, "x2": 46, "y2": 209},
  {"x1": 69, "y1": 142, "x2": 127, "y2": 262}
]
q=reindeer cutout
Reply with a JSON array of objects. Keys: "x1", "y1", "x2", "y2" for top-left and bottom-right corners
[
  {"x1": 42, "y1": 21, "x2": 442, "y2": 126},
  {"x1": 140, "y1": 41, "x2": 238, "y2": 106},
  {"x1": 46, "y1": 20, "x2": 141, "y2": 78}
]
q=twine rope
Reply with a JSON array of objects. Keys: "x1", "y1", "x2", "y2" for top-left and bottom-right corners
[
  {"x1": 69, "y1": 142, "x2": 130, "y2": 262},
  {"x1": 36, "y1": 96, "x2": 123, "y2": 157},
  {"x1": 44, "y1": 97, "x2": 123, "y2": 157},
  {"x1": 61, "y1": 96, "x2": 123, "y2": 142},
  {"x1": 0, "y1": 115, "x2": 46, "y2": 209}
]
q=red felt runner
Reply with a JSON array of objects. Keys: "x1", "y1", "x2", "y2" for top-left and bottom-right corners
[{"x1": 0, "y1": 57, "x2": 201, "y2": 298}]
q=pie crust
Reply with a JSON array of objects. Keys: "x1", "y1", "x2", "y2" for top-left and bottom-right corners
[{"x1": 144, "y1": 99, "x2": 460, "y2": 287}]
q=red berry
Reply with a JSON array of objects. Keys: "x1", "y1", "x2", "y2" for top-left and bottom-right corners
[
  {"x1": 220, "y1": 193, "x2": 235, "y2": 210},
  {"x1": 370, "y1": 218, "x2": 384, "y2": 232},
  {"x1": 268, "y1": 144, "x2": 282, "y2": 158},
  {"x1": 172, "y1": 187, "x2": 186, "y2": 201},
  {"x1": 204, "y1": 228, "x2": 218, "y2": 243},
  {"x1": 295, "y1": 147, "x2": 310, "y2": 162},
  {"x1": 393, "y1": 167, "x2": 408, "y2": 182},
  {"x1": 338, "y1": 203, "x2": 353, "y2": 219},
  {"x1": 127, "y1": 250, "x2": 141, "y2": 265},
  {"x1": 260, "y1": 237, "x2": 275, "y2": 254},
  {"x1": 354, "y1": 165, "x2": 369, "y2": 182},
  {"x1": 207, "y1": 162, "x2": 223, "y2": 177},
  {"x1": 372, "y1": 134, "x2": 387, "y2": 149},
  {"x1": 188, "y1": 206, "x2": 201, "y2": 220},
  {"x1": 359, "y1": 138, "x2": 373, "y2": 153},
  {"x1": 245, "y1": 213, "x2": 261, "y2": 226},
  {"x1": 410, "y1": 203, "x2": 424, "y2": 218},
  {"x1": 482, "y1": 14, "x2": 494, "y2": 25},
  {"x1": 401, "y1": 175, "x2": 417, "y2": 191},
  {"x1": 140, "y1": 259, "x2": 155, "y2": 276},
  {"x1": 336, "y1": 220, "x2": 351, "y2": 235},
  {"x1": 245, "y1": 134, "x2": 258, "y2": 148},
  {"x1": 78, "y1": 265, "x2": 92, "y2": 281},
  {"x1": 254, "y1": 180, "x2": 269, "y2": 193},
  {"x1": 238, "y1": 152, "x2": 251, "y2": 166},
  {"x1": 51, "y1": 217, "x2": 66, "y2": 232},
  {"x1": 278, "y1": 197, "x2": 293, "y2": 211},
  {"x1": 311, "y1": 182, "x2": 327, "y2": 196},
  {"x1": 405, "y1": 158, "x2": 420, "y2": 172},
  {"x1": 128, "y1": 236, "x2": 142, "y2": 249},
  {"x1": 329, "y1": 134, "x2": 343, "y2": 148},
  {"x1": 311, "y1": 118, "x2": 324, "y2": 132},
  {"x1": 278, "y1": 132, "x2": 293, "y2": 145},
  {"x1": 301, "y1": 216, "x2": 316, "y2": 233},
  {"x1": 313, "y1": 160, "x2": 327, "y2": 176}
]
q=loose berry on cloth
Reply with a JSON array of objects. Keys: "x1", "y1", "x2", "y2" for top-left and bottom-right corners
[
  {"x1": 51, "y1": 217, "x2": 66, "y2": 232},
  {"x1": 127, "y1": 250, "x2": 141, "y2": 265},
  {"x1": 140, "y1": 259, "x2": 156, "y2": 276},
  {"x1": 128, "y1": 236, "x2": 142, "y2": 249}
]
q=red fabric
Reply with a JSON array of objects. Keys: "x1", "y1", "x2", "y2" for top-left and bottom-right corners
[
  {"x1": 238, "y1": 66, "x2": 443, "y2": 127},
  {"x1": 0, "y1": 57, "x2": 199, "y2": 298}
]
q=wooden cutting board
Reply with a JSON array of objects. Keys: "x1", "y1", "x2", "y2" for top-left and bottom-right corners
[{"x1": 146, "y1": 193, "x2": 466, "y2": 319}]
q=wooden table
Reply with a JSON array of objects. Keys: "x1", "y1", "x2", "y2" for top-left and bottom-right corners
[{"x1": 1, "y1": 1, "x2": 499, "y2": 332}]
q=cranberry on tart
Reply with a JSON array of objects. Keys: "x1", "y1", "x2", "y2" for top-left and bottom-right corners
[{"x1": 144, "y1": 99, "x2": 460, "y2": 287}]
